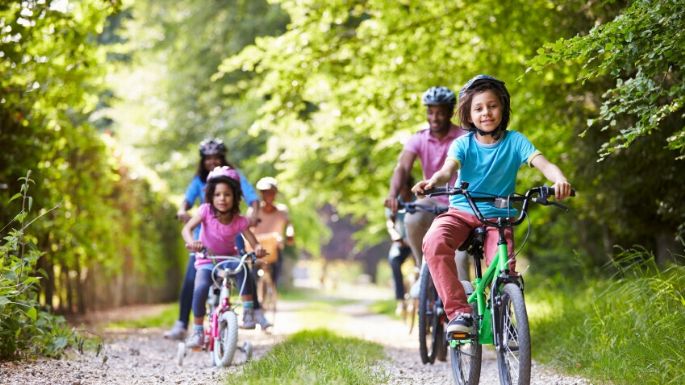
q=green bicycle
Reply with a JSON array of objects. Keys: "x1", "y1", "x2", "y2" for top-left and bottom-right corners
[{"x1": 427, "y1": 183, "x2": 574, "y2": 385}]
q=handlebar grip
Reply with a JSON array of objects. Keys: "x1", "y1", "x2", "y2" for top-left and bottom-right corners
[
  {"x1": 425, "y1": 187, "x2": 451, "y2": 196},
  {"x1": 541, "y1": 186, "x2": 576, "y2": 197}
]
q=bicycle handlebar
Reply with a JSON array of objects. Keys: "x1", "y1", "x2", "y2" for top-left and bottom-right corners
[
  {"x1": 424, "y1": 182, "x2": 576, "y2": 227},
  {"x1": 396, "y1": 201, "x2": 448, "y2": 216}
]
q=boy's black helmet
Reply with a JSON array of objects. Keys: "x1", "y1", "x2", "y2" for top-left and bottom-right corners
[
  {"x1": 422, "y1": 86, "x2": 457, "y2": 108},
  {"x1": 199, "y1": 138, "x2": 226, "y2": 156},
  {"x1": 458, "y1": 74, "x2": 505, "y2": 101}
]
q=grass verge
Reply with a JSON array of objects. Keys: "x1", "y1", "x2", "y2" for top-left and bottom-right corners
[
  {"x1": 105, "y1": 304, "x2": 177, "y2": 329},
  {"x1": 226, "y1": 328, "x2": 387, "y2": 385},
  {"x1": 528, "y1": 260, "x2": 685, "y2": 385}
]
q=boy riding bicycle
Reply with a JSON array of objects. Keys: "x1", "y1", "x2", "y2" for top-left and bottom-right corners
[{"x1": 412, "y1": 75, "x2": 572, "y2": 336}]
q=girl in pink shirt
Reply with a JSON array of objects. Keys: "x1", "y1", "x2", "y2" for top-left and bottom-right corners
[{"x1": 181, "y1": 166, "x2": 265, "y2": 348}]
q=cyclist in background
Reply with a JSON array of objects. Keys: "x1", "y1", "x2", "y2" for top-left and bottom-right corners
[
  {"x1": 164, "y1": 138, "x2": 268, "y2": 340},
  {"x1": 413, "y1": 75, "x2": 572, "y2": 336},
  {"x1": 248, "y1": 176, "x2": 295, "y2": 288},
  {"x1": 385, "y1": 175, "x2": 415, "y2": 316},
  {"x1": 385, "y1": 86, "x2": 470, "y2": 278}
]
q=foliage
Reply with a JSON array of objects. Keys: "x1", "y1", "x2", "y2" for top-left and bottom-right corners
[
  {"x1": 0, "y1": 171, "x2": 75, "y2": 359},
  {"x1": 530, "y1": 0, "x2": 685, "y2": 159},
  {"x1": 528, "y1": 249, "x2": 685, "y2": 385},
  {"x1": 0, "y1": 0, "x2": 184, "y2": 317},
  {"x1": 214, "y1": 0, "x2": 601, "y2": 250},
  {"x1": 226, "y1": 328, "x2": 387, "y2": 385}
]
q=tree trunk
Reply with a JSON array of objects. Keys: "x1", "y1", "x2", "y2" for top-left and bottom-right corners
[{"x1": 64, "y1": 267, "x2": 73, "y2": 314}]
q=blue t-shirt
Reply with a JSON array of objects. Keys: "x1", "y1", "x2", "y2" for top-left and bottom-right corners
[
  {"x1": 447, "y1": 131, "x2": 540, "y2": 218},
  {"x1": 184, "y1": 170, "x2": 259, "y2": 239}
]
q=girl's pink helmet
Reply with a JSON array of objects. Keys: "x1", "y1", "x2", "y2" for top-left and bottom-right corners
[{"x1": 207, "y1": 166, "x2": 240, "y2": 182}]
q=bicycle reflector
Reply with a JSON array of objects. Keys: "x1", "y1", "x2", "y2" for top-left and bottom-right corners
[{"x1": 450, "y1": 331, "x2": 470, "y2": 340}]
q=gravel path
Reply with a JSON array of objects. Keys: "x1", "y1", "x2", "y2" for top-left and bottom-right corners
[{"x1": 0, "y1": 284, "x2": 593, "y2": 385}]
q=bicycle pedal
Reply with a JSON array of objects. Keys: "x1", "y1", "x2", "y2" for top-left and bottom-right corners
[{"x1": 448, "y1": 331, "x2": 470, "y2": 340}]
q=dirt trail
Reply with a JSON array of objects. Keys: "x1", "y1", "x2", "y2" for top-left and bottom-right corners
[{"x1": 0, "y1": 283, "x2": 592, "y2": 385}]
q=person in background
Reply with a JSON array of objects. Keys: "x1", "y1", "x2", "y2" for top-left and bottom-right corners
[
  {"x1": 248, "y1": 176, "x2": 295, "y2": 288},
  {"x1": 385, "y1": 175, "x2": 416, "y2": 316}
]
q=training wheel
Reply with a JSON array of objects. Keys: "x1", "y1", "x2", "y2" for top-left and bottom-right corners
[
  {"x1": 176, "y1": 342, "x2": 186, "y2": 366},
  {"x1": 241, "y1": 341, "x2": 253, "y2": 361}
]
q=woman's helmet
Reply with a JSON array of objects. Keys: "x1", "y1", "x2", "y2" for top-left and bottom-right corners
[
  {"x1": 199, "y1": 138, "x2": 226, "y2": 156},
  {"x1": 207, "y1": 166, "x2": 240, "y2": 182},
  {"x1": 422, "y1": 86, "x2": 457, "y2": 108}
]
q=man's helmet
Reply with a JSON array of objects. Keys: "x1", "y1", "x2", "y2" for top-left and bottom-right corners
[
  {"x1": 422, "y1": 86, "x2": 457, "y2": 108},
  {"x1": 199, "y1": 138, "x2": 226, "y2": 156}
]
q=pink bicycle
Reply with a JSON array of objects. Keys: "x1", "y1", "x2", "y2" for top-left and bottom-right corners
[{"x1": 176, "y1": 251, "x2": 255, "y2": 367}]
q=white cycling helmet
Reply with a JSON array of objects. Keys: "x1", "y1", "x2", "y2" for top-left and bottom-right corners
[{"x1": 256, "y1": 176, "x2": 278, "y2": 191}]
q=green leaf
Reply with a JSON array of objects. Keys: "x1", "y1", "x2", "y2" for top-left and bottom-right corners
[{"x1": 26, "y1": 307, "x2": 37, "y2": 321}]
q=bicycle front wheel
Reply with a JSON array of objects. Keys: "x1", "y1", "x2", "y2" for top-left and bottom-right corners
[
  {"x1": 213, "y1": 311, "x2": 239, "y2": 367},
  {"x1": 495, "y1": 283, "x2": 531, "y2": 385},
  {"x1": 418, "y1": 263, "x2": 443, "y2": 364}
]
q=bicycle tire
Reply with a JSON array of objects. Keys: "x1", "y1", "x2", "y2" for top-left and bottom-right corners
[
  {"x1": 418, "y1": 263, "x2": 442, "y2": 364},
  {"x1": 495, "y1": 283, "x2": 531, "y2": 385},
  {"x1": 213, "y1": 311, "x2": 239, "y2": 367},
  {"x1": 450, "y1": 280, "x2": 482, "y2": 385}
]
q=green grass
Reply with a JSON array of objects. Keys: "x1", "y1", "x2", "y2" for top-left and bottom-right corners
[
  {"x1": 528, "y1": 261, "x2": 685, "y2": 385},
  {"x1": 105, "y1": 304, "x2": 178, "y2": 329},
  {"x1": 226, "y1": 329, "x2": 387, "y2": 385}
]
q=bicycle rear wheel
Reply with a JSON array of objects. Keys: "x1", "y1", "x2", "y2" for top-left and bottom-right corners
[
  {"x1": 257, "y1": 267, "x2": 278, "y2": 313},
  {"x1": 418, "y1": 263, "x2": 444, "y2": 364},
  {"x1": 450, "y1": 280, "x2": 481, "y2": 385},
  {"x1": 213, "y1": 311, "x2": 239, "y2": 367},
  {"x1": 495, "y1": 283, "x2": 531, "y2": 385}
]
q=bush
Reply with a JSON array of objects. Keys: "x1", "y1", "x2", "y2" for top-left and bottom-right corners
[
  {"x1": 0, "y1": 171, "x2": 75, "y2": 359},
  {"x1": 529, "y1": 248, "x2": 685, "y2": 385}
]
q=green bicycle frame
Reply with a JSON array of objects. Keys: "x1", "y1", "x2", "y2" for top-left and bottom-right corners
[{"x1": 450, "y1": 240, "x2": 509, "y2": 347}]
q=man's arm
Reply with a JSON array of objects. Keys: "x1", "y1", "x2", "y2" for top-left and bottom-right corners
[{"x1": 385, "y1": 150, "x2": 417, "y2": 213}]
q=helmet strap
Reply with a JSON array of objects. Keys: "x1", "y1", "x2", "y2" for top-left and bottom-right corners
[{"x1": 476, "y1": 127, "x2": 504, "y2": 140}]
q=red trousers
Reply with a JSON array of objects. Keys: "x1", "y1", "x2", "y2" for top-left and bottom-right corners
[{"x1": 422, "y1": 208, "x2": 515, "y2": 319}]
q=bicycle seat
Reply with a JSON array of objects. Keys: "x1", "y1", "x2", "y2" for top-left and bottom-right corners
[{"x1": 457, "y1": 226, "x2": 486, "y2": 252}]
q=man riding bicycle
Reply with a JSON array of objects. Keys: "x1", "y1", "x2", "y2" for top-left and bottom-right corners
[{"x1": 385, "y1": 86, "x2": 470, "y2": 279}]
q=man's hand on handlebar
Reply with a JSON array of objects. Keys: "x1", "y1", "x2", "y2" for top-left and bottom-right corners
[{"x1": 384, "y1": 196, "x2": 399, "y2": 214}]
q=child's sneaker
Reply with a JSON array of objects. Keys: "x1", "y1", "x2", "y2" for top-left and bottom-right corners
[
  {"x1": 163, "y1": 321, "x2": 186, "y2": 341},
  {"x1": 241, "y1": 308, "x2": 256, "y2": 329},
  {"x1": 446, "y1": 313, "x2": 473, "y2": 340},
  {"x1": 185, "y1": 329, "x2": 204, "y2": 349},
  {"x1": 254, "y1": 308, "x2": 272, "y2": 330}
]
